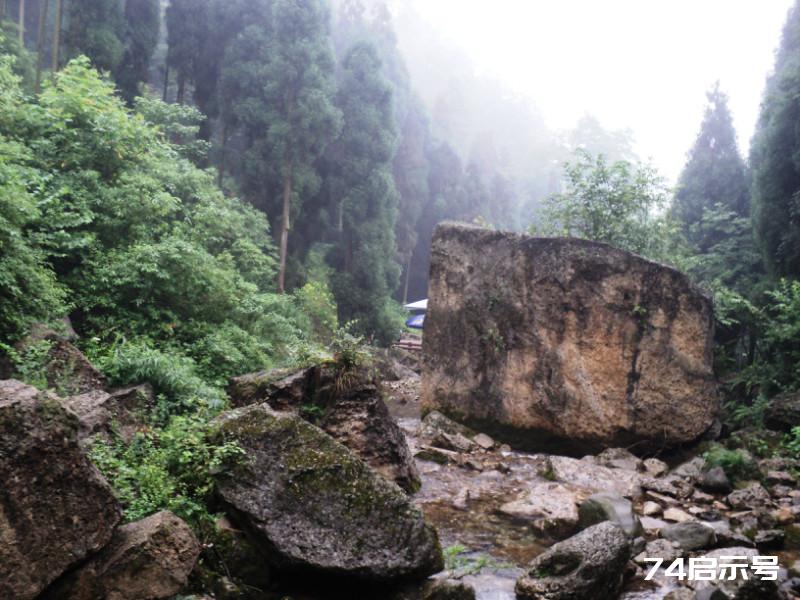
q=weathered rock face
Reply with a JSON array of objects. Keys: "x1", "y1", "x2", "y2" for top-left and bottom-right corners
[
  {"x1": 62, "y1": 383, "x2": 154, "y2": 445},
  {"x1": 211, "y1": 403, "x2": 443, "y2": 583},
  {"x1": 515, "y1": 521, "x2": 630, "y2": 600},
  {"x1": 228, "y1": 364, "x2": 420, "y2": 492},
  {"x1": 0, "y1": 380, "x2": 122, "y2": 600},
  {"x1": 765, "y1": 391, "x2": 800, "y2": 432},
  {"x1": 20, "y1": 332, "x2": 107, "y2": 395},
  {"x1": 42, "y1": 510, "x2": 200, "y2": 600},
  {"x1": 422, "y1": 223, "x2": 719, "y2": 454}
]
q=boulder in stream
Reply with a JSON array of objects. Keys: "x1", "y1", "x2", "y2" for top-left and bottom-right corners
[
  {"x1": 211, "y1": 403, "x2": 443, "y2": 583},
  {"x1": 422, "y1": 223, "x2": 719, "y2": 454},
  {"x1": 515, "y1": 521, "x2": 630, "y2": 600}
]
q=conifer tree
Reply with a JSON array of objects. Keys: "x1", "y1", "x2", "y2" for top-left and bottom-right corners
[
  {"x1": 751, "y1": 0, "x2": 800, "y2": 277},
  {"x1": 114, "y1": 0, "x2": 160, "y2": 103},
  {"x1": 329, "y1": 42, "x2": 400, "y2": 341},
  {"x1": 674, "y1": 83, "x2": 750, "y2": 252},
  {"x1": 64, "y1": 0, "x2": 125, "y2": 73},
  {"x1": 224, "y1": 0, "x2": 341, "y2": 293}
]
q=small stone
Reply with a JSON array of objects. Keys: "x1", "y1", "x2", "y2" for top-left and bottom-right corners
[
  {"x1": 774, "y1": 507, "x2": 795, "y2": 525},
  {"x1": 640, "y1": 516, "x2": 669, "y2": 533},
  {"x1": 452, "y1": 488, "x2": 470, "y2": 511},
  {"x1": 643, "y1": 457, "x2": 669, "y2": 477},
  {"x1": 634, "y1": 539, "x2": 681, "y2": 565},
  {"x1": 766, "y1": 470, "x2": 796, "y2": 486},
  {"x1": 754, "y1": 529, "x2": 785, "y2": 550},
  {"x1": 596, "y1": 447, "x2": 642, "y2": 471},
  {"x1": 727, "y1": 483, "x2": 771, "y2": 510},
  {"x1": 692, "y1": 490, "x2": 715, "y2": 504},
  {"x1": 472, "y1": 432, "x2": 495, "y2": 450},
  {"x1": 642, "y1": 501, "x2": 662, "y2": 516},
  {"x1": 663, "y1": 507, "x2": 693, "y2": 523},
  {"x1": 661, "y1": 521, "x2": 716, "y2": 551},
  {"x1": 712, "y1": 500, "x2": 729, "y2": 511},
  {"x1": 699, "y1": 466, "x2": 732, "y2": 494},
  {"x1": 647, "y1": 490, "x2": 679, "y2": 505},
  {"x1": 671, "y1": 456, "x2": 706, "y2": 481}
]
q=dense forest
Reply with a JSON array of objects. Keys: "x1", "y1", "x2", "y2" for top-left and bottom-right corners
[{"x1": 4, "y1": 0, "x2": 800, "y2": 583}]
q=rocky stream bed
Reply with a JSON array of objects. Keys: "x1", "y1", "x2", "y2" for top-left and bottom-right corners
[{"x1": 384, "y1": 375, "x2": 800, "y2": 600}]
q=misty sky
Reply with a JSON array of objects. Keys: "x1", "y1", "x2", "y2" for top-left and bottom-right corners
[{"x1": 408, "y1": 0, "x2": 794, "y2": 183}]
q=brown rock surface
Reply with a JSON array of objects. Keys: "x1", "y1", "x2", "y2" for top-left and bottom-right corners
[
  {"x1": 422, "y1": 223, "x2": 719, "y2": 453},
  {"x1": 62, "y1": 383, "x2": 154, "y2": 444},
  {"x1": 43, "y1": 510, "x2": 200, "y2": 600},
  {"x1": 227, "y1": 364, "x2": 420, "y2": 492},
  {"x1": 0, "y1": 379, "x2": 122, "y2": 600}
]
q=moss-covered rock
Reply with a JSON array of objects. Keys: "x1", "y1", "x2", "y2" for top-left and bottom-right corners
[
  {"x1": 0, "y1": 379, "x2": 121, "y2": 600},
  {"x1": 211, "y1": 403, "x2": 443, "y2": 583}
]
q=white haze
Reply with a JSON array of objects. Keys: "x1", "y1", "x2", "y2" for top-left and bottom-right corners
[{"x1": 401, "y1": 0, "x2": 794, "y2": 183}]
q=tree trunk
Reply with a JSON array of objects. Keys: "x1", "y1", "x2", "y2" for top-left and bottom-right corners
[
  {"x1": 162, "y1": 47, "x2": 170, "y2": 101},
  {"x1": 402, "y1": 254, "x2": 412, "y2": 304},
  {"x1": 34, "y1": 0, "x2": 48, "y2": 92},
  {"x1": 18, "y1": 0, "x2": 24, "y2": 45},
  {"x1": 176, "y1": 72, "x2": 185, "y2": 104},
  {"x1": 51, "y1": 0, "x2": 61, "y2": 72},
  {"x1": 218, "y1": 118, "x2": 228, "y2": 188},
  {"x1": 278, "y1": 161, "x2": 293, "y2": 294},
  {"x1": 0, "y1": 1, "x2": 6, "y2": 21}
]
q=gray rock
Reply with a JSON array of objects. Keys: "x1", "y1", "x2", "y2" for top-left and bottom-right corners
[
  {"x1": 699, "y1": 466, "x2": 733, "y2": 494},
  {"x1": 694, "y1": 547, "x2": 780, "y2": 600},
  {"x1": 421, "y1": 224, "x2": 719, "y2": 454},
  {"x1": 596, "y1": 447, "x2": 642, "y2": 471},
  {"x1": 515, "y1": 522, "x2": 630, "y2": 600},
  {"x1": 472, "y1": 432, "x2": 495, "y2": 450},
  {"x1": 229, "y1": 364, "x2": 421, "y2": 492},
  {"x1": 417, "y1": 410, "x2": 475, "y2": 441},
  {"x1": 211, "y1": 403, "x2": 443, "y2": 582},
  {"x1": 0, "y1": 380, "x2": 122, "y2": 600},
  {"x1": 634, "y1": 538, "x2": 681, "y2": 565},
  {"x1": 643, "y1": 457, "x2": 670, "y2": 477},
  {"x1": 61, "y1": 383, "x2": 154, "y2": 445},
  {"x1": 672, "y1": 456, "x2": 707, "y2": 481},
  {"x1": 548, "y1": 455, "x2": 642, "y2": 498},
  {"x1": 754, "y1": 529, "x2": 785, "y2": 550},
  {"x1": 643, "y1": 500, "x2": 663, "y2": 516},
  {"x1": 661, "y1": 521, "x2": 716, "y2": 551},
  {"x1": 41, "y1": 511, "x2": 200, "y2": 600},
  {"x1": 727, "y1": 483, "x2": 771, "y2": 510},
  {"x1": 499, "y1": 482, "x2": 579, "y2": 539},
  {"x1": 764, "y1": 391, "x2": 800, "y2": 432},
  {"x1": 578, "y1": 492, "x2": 643, "y2": 537}
]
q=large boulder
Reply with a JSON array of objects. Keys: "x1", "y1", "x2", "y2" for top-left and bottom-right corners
[
  {"x1": 227, "y1": 364, "x2": 420, "y2": 492},
  {"x1": 42, "y1": 510, "x2": 200, "y2": 600},
  {"x1": 515, "y1": 521, "x2": 630, "y2": 600},
  {"x1": 764, "y1": 391, "x2": 800, "y2": 432},
  {"x1": 421, "y1": 223, "x2": 719, "y2": 453},
  {"x1": 211, "y1": 403, "x2": 443, "y2": 583},
  {"x1": 0, "y1": 380, "x2": 122, "y2": 600}
]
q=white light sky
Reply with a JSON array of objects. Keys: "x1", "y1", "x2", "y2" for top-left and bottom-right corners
[{"x1": 408, "y1": 0, "x2": 794, "y2": 182}]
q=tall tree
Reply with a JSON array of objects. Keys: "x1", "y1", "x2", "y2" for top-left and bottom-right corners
[
  {"x1": 34, "y1": 0, "x2": 47, "y2": 91},
  {"x1": 751, "y1": 0, "x2": 800, "y2": 278},
  {"x1": 114, "y1": 0, "x2": 160, "y2": 103},
  {"x1": 224, "y1": 0, "x2": 341, "y2": 293},
  {"x1": 64, "y1": 0, "x2": 124, "y2": 73},
  {"x1": 329, "y1": 42, "x2": 400, "y2": 342},
  {"x1": 674, "y1": 83, "x2": 750, "y2": 252},
  {"x1": 51, "y1": 0, "x2": 61, "y2": 71}
]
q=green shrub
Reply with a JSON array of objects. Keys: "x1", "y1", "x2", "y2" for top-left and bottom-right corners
[
  {"x1": 703, "y1": 444, "x2": 760, "y2": 482},
  {"x1": 90, "y1": 339, "x2": 225, "y2": 419},
  {"x1": 89, "y1": 413, "x2": 244, "y2": 536}
]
